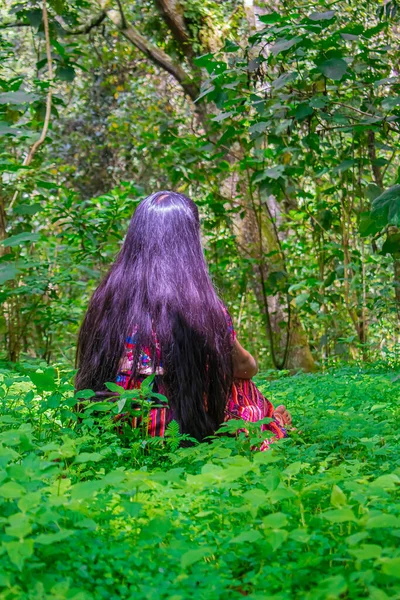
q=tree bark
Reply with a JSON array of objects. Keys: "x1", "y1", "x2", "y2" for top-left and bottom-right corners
[
  {"x1": 154, "y1": 0, "x2": 194, "y2": 60},
  {"x1": 98, "y1": 2, "x2": 200, "y2": 102},
  {"x1": 225, "y1": 169, "x2": 315, "y2": 371}
]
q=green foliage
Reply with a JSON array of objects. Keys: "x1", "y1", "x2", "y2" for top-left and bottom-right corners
[
  {"x1": 189, "y1": 1, "x2": 400, "y2": 360},
  {"x1": 0, "y1": 363, "x2": 399, "y2": 598},
  {"x1": 1, "y1": 0, "x2": 400, "y2": 367},
  {"x1": 371, "y1": 185, "x2": 400, "y2": 228}
]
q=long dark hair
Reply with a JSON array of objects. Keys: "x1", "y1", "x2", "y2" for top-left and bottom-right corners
[{"x1": 75, "y1": 191, "x2": 233, "y2": 440}]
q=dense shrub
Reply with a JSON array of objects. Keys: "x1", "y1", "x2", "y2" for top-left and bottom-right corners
[{"x1": 0, "y1": 364, "x2": 399, "y2": 599}]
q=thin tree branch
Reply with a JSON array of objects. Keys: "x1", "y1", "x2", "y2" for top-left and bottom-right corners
[
  {"x1": 115, "y1": 0, "x2": 127, "y2": 29},
  {"x1": 62, "y1": 11, "x2": 106, "y2": 34},
  {"x1": 98, "y1": 2, "x2": 199, "y2": 102},
  {"x1": 0, "y1": 21, "x2": 31, "y2": 29},
  {"x1": 382, "y1": 148, "x2": 397, "y2": 180},
  {"x1": 10, "y1": 0, "x2": 53, "y2": 210},
  {"x1": 1, "y1": 12, "x2": 107, "y2": 34}
]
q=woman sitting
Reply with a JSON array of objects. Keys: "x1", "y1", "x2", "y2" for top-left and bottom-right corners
[{"x1": 75, "y1": 191, "x2": 291, "y2": 446}]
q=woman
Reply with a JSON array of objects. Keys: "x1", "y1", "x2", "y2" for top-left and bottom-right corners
[{"x1": 75, "y1": 191, "x2": 291, "y2": 445}]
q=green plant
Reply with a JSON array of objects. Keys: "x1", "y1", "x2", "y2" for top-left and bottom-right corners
[{"x1": 0, "y1": 362, "x2": 399, "y2": 598}]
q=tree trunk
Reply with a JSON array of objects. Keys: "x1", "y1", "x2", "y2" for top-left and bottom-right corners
[{"x1": 227, "y1": 172, "x2": 315, "y2": 371}]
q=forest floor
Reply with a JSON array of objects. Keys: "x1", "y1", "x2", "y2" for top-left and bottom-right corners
[{"x1": 0, "y1": 362, "x2": 399, "y2": 599}]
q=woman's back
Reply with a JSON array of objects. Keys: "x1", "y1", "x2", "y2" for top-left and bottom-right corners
[
  {"x1": 76, "y1": 191, "x2": 234, "y2": 440},
  {"x1": 76, "y1": 190, "x2": 290, "y2": 443}
]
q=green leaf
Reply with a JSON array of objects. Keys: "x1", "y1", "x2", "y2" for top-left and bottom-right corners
[
  {"x1": 13, "y1": 203, "x2": 42, "y2": 216},
  {"x1": 195, "y1": 85, "x2": 215, "y2": 102},
  {"x1": 295, "y1": 293, "x2": 309, "y2": 308},
  {"x1": 56, "y1": 65, "x2": 76, "y2": 82},
  {"x1": 230, "y1": 530, "x2": 262, "y2": 544},
  {"x1": 117, "y1": 397, "x2": 127, "y2": 412},
  {"x1": 249, "y1": 122, "x2": 268, "y2": 135},
  {"x1": 371, "y1": 185, "x2": 400, "y2": 226},
  {"x1": 271, "y1": 37, "x2": 303, "y2": 56},
  {"x1": 366, "y1": 514, "x2": 400, "y2": 529},
  {"x1": 46, "y1": 393, "x2": 61, "y2": 409},
  {"x1": 150, "y1": 392, "x2": 168, "y2": 403},
  {"x1": 341, "y1": 33, "x2": 359, "y2": 41},
  {"x1": 381, "y1": 96, "x2": 400, "y2": 110},
  {"x1": 258, "y1": 12, "x2": 281, "y2": 24},
  {"x1": 0, "y1": 232, "x2": 40, "y2": 247},
  {"x1": 381, "y1": 233, "x2": 400, "y2": 256},
  {"x1": 242, "y1": 488, "x2": 268, "y2": 507},
  {"x1": 289, "y1": 529, "x2": 310, "y2": 543},
  {"x1": 0, "y1": 265, "x2": 19, "y2": 285},
  {"x1": 223, "y1": 40, "x2": 240, "y2": 52},
  {"x1": 139, "y1": 373, "x2": 156, "y2": 393},
  {"x1": 272, "y1": 72, "x2": 298, "y2": 90},
  {"x1": 181, "y1": 547, "x2": 213, "y2": 569},
  {"x1": 381, "y1": 558, "x2": 400, "y2": 578},
  {"x1": 359, "y1": 212, "x2": 385, "y2": 237},
  {"x1": 295, "y1": 103, "x2": 313, "y2": 121},
  {"x1": 363, "y1": 23, "x2": 385, "y2": 39},
  {"x1": 317, "y1": 58, "x2": 348, "y2": 80},
  {"x1": 346, "y1": 532, "x2": 369, "y2": 546},
  {"x1": 35, "y1": 179, "x2": 58, "y2": 190},
  {"x1": 105, "y1": 382, "x2": 124, "y2": 393},
  {"x1": 254, "y1": 166, "x2": 285, "y2": 182},
  {"x1": 74, "y1": 452, "x2": 104, "y2": 464},
  {"x1": 212, "y1": 111, "x2": 234, "y2": 122},
  {"x1": 323, "y1": 508, "x2": 358, "y2": 523},
  {"x1": 330, "y1": 485, "x2": 347, "y2": 508},
  {"x1": 29, "y1": 368, "x2": 57, "y2": 393},
  {"x1": 263, "y1": 512, "x2": 288, "y2": 529},
  {"x1": 0, "y1": 123, "x2": 19, "y2": 136},
  {"x1": 0, "y1": 481, "x2": 26, "y2": 499},
  {"x1": 309, "y1": 10, "x2": 336, "y2": 21},
  {"x1": 74, "y1": 389, "x2": 95, "y2": 400},
  {"x1": 49, "y1": 0, "x2": 66, "y2": 15},
  {"x1": 70, "y1": 480, "x2": 103, "y2": 500},
  {"x1": 333, "y1": 159, "x2": 356, "y2": 173},
  {"x1": 316, "y1": 575, "x2": 347, "y2": 597},
  {"x1": 369, "y1": 474, "x2": 399, "y2": 489},
  {"x1": 0, "y1": 91, "x2": 37, "y2": 104},
  {"x1": 283, "y1": 461, "x2": 302, "y2": 476},
  {"x1": 366, "y1": 183, "x2": 382, "y2": 201},
  {"x1": 83, "y1": 402, "x2": 113, "y2": 415},
  {"x1": 25, "y1": 9, "x2": 42, "y2": 27},
  {"x1": 263, "y1": 528, "x2": 289, "y2": 551},
  {"x1": 348, "y1": 544, "x2": 382, "y2": 560},
  {"x1": 5, "y1": 514, "x2": 32, "y2": 538},
  {"x1": 35, "y1": 530, "x2": 75, "y2": 545},
  {"x1": 194, "y1": 53, "x2": 215, "y2": 68},
  {"x1": 3, "y1": 539, "x2": 34, "y2": 571}
]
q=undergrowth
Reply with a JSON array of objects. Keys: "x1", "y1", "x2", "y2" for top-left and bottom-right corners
[{"x1": 0, "y1": 362, "x2": 399, "y2": 599}]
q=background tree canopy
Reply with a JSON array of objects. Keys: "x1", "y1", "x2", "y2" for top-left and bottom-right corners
[{"x1": 1, "y1": 0, "x2": 400, "y2": 369}]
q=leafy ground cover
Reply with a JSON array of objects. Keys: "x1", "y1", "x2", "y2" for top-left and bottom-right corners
[{"x1": 0, "y1": 363, "x2": 399, "y2": 599}]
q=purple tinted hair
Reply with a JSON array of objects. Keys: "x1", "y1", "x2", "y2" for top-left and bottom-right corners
[{"x1": 75, "y1": 191, "x2": 233, "y2": 440}]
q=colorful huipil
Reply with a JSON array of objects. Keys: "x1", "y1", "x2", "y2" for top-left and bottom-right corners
[{"x1": 115, "y1": 307, "x2": 286, "y2": 447}]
